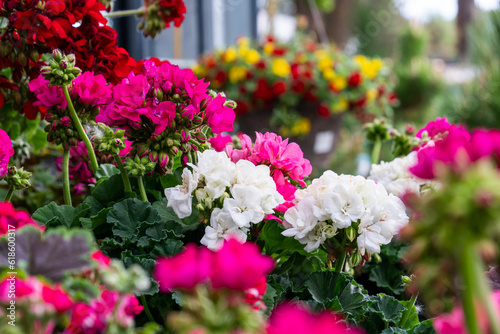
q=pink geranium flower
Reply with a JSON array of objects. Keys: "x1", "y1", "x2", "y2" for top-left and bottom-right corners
[
  {"x1": 416, "y1": 117, "x2": 452, "y2": 139},
  {"x1": 0, "y1": 202, "x2": 43, "y2": 235},
  {"x1": 29, "y1": 75, "x2": 67, "y2": 109},
  {"x1": 210, "y1": 238, "x2": 274, "y2": 291},
  {"x1": 0, "y1": 129, "x2": 14, "y2": 179},
  {"x1": 209, "y1": 134, "x2": 232, "y2": 152},
  {"x1": 154, "y1": 244, "x2": 212, "y2": 292},
  {"x1": 267, "y1": 302, "x2": 365, "y2": 334},
  {"x1": 205, "y1": 95, "x2": 235, "y2": 134},
  {"x1": 72, "y1": 71, "x2": 112, "y2": 106}
]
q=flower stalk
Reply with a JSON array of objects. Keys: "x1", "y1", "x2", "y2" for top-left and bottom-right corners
[
  {"x1": 104, "y1": 8, "x2": 144, "y2": 18},
  {"x1": 4, "y1": 186, "x2": 13, "y2": 202},
  {"x1": 138, "y1": 176, "x2": 148, "y2": 202},
  {"x1": 334, "y1": 250, "x2": 346, "y2": 273},
  {"x1": 62, "y1": 86, "x2": 99, "y2": 172},
  {"x1": 113, "y1": 154, "x2": 132, "y2": 193},
  {"x1": 398, "y1": 293, "x2": 418, "y2": 329},
  {"x1": 459, "y1": 244, "x2": 481, "y2": 334},
  {"x1": 371, "y1": 137, "x2": 382, "y2": 165},
  {"x1": 62, "y1": 149, "x2": 72, "y2": 206}
]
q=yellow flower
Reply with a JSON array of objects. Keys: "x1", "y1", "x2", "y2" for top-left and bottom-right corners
[
  {"x1": 318, "y1": 57, "x2": 333, "y2": 71},
  {"x1": 192, "y1": 64, "x2": 207, "y2": 78},
  {"x1": 229, "y1": 66, "x2": 247, "y2": 83},
  {"x1": 291, "y1": 118, "x2": 311, "y2": 136},
  {"x1": 314, "y1": 50, "x2": 328, "y2": 60},
  {"x1": 272, "y1": 58, "x2": 291, "y2": 77},
  {"x1": 263, "y1": 42, "x2": 274, "y2": 55},
  {"x1": 323, "y1": 68, "x2": 336, "y2": 81},
  {"x1": 330, "y1": 75, "x2": 347, "y2": 91},
  {"x1": 331, "y1": 98, "x2": 349, "y2": 113},
  {"x1": 245, "y1": 49, "x2": 260, "y2": 64},
  {"x1": 237, "y1": 37, "x2": 250, "y2": 48},
  {"x1": 354, "y1": 55, "x2": 384, "y2": 79},
  {"x1": 222, "y1": 47, "x2": 237, "y2": 63},
  {"x1": 367, "y1": 88, "x2": 378, "y2": 102},
  {"x1": 238, "y1": 46, "x2": 248, "y2": 58}
]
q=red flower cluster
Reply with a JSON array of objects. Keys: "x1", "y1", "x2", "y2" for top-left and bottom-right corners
[
  {"x1": 140, "y1": 0, "x2": 186, "y2": 38},
  {"x1": 0, "y1": 0, "x2": 136, "y2": 118}
]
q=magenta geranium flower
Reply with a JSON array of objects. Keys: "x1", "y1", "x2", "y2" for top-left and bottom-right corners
[
  {"x1": 154, "y1": 244, "x2": 212, "y2": 292},
  {"x1": 72, "y1": 71, "x2": 112, "y2": 106},
  {"x1": 210, "y1": 238, "x2": 274, "y2": 291},
  {"x1": 28, "y1": 75, "x2": 67, "y2": 109},
  {"x1": 0, "y1": 129, "x2": 14, "y2": 179},
  {"x1": 416, "y1": 117, "x2": 452, "y2": 139},
  {"x1": 0, "y1": 202, "x2": 43, "y2": 235}
]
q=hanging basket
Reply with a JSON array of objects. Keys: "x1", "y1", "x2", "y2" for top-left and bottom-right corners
[{"x1": 236, "y1": 105, "x2": 344, "y2": 169}]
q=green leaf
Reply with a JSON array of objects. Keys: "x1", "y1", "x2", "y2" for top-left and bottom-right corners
[
  {"x1": 368, "y1": 294, "x2": 406, "y2": 325},
  {"x1": 80, "y1": 208, "x2": 112, "y2": 236},
  {"x1": 145, "y1": 221, "x2": 184, "y2": 241},
  {"x1": 159, "y1": 170, "x2": 182, "y2": 189},
  {"x1": 95, "y1": 164, "x2": 120, "y2": 180},
  {"x1": 152, "y1": 239, "x2": 184, "y2": 257},
  {"x1": 89, "y1": 174, "x2": 125, "y2": 210},
  {"x1": 306, "y1": 271, "x2": 369, "y2": 318},
  {"x1": 0, "y1": 227, "x2": 93, "y2": 281},
  {"x1": 398, "y1": 299, "x2": 420, "y2": 329},
  {"x1": 368, "y1": 264, "x2": 405, "y2": 295},
  {"x1": 33, "y1": 202, "x2": 90, "y2": 229},
  {"x1": 260, "y1": 220, "x2": 307, "y2": 255},
  {"x1": 107, "y1": 198, "x2": 162, "y2": 242},
  {"x1": 382, "y1": 328, "x2": 408, "y2": 334},
  {"x1": 152, "y1": 198, "x2": 200, "y2": 231}
]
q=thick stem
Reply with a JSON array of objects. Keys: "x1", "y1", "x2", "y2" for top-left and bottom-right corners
[
  {"x1": 469, "y1": 247, "x2": 500, "y2": 334},
  {"x1": 4, "y1": 187, "x2": 13, "y2": 202},
  {"x1": 459, "y1": 244, "x2": 481, "y2": 334},
  {"x1": 138, "y1": 176, "x2": 148, "y2": 202},
  {"x1": 62, "y1": 85, "x2": 99, "y2": 172},
  {"x1": 398, "y1": 293, "x2": 418, "y2": 328},
  {"x1": 334, "y1": 251, "x2": 347, "y2": 273},
  {"x1": 104, "y1": 8, "x2": 144, "y2": 18},
  {"x1": 371, "y1": 137, "x2": 382, "y2": 165},
  {"x1": 113, "y1": 154, "x2": 132, "y2": 193},
  {"x1": 62, "y1": 149, "x2": 72, "y2": 206},
  {"x1": 140, "y1": 295, "x2": 155, "y2": 323}
]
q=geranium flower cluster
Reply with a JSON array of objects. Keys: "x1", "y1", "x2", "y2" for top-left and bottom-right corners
[
  {"x1": 0, "y1": 0, "x2": 136, "y2": 116},
  {"x1": 225, "y1": 132, "x2": 312, "y2": 202},
  {"x1": 267, "y1": 303, "x2": 365, "y2": 334},
  {"x1": 282, "y1": 171, "x2": 409, "y2": 255},
  {"x1": 0, "y1": 202, "x2": 43, "y2": 235},
  {"x1": 194, "y1": 36, "x2": 396, "y2": 135},
  {"x1": 140, "y1": 0, "x2": 186, "y2": 38},
  {"x1": 97, "y1": 60, "x2": 236, "y2": 171},
  {"x1": 154, "y1": 239, "x2": 273, "y2": 332},
  {"x1": 369, "y1": 151, "x2": 434, "y2": 197},
  {"x1": 0, "y1": 129, "x2": 14, "y2": 179},
  {"x1": 164, "y1": 150, "x2": 284, "y2": 250},
  {"x1": 410, "y1": 125, "x2": 500, "y2": 179}
]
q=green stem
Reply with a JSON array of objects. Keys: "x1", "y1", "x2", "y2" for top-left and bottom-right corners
[
  {"x1": 399, "y1": 293, "x2": 418, "y2": 329},
  {"x1": 113, "y1": 154, "x2": 132, "y2": 193},
  {"x1": 62, "y1": 149, "x2": 72, "y2": 206},
  {"x1": 138, "y1": 176, "x2": 148, "y2": 202},
  {"x1": 4, "y1": 187, "x2": 13, "y2": 202},
  {"x1": 334, "y1": 251, "x2": 347, "y2": 273},
  {"x1": 62, "y1": 85, "x2": 99, "y2": 173},
  {"x1": 140, "y1": 295, "x2": 155, "y2": 323},
  {"x1": 371, "y1": 137, "x2": 382, "y2": 165},
  {"x1": 469, "y1": 247, "x2": 500, "y2": 334},
  {"x1": 459, "y1": 244, "x2": 481, "y2": 334},
  {"x1": 104, "y1": 8, "x2": 144, "y2": 18}
]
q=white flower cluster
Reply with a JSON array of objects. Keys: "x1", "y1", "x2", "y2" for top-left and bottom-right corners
[
  {"x1": 282, "y1": 171, "x2": 409, "y2": 254},
  {"x1": 368, "y1": 152, "x2": 431, "y2": 197},
  {"x1": 164, "y1": 150, "x2": 284, "y2": 250}
]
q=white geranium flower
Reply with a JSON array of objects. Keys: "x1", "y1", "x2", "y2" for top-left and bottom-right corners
[
  {"x1": 201, "y1": 208, "x2": 248, "y2": 250},
  {"x1": 164, "y1": 169, "x2": 199, "y2": 218},
  {"x1": 357, "y1": 212, "x2": 391, "y2": 255},
  {"x1": 282, "y1": 197, "x2": 318, "y2": 240},
  {"x1": 324, "y1": 183, "x2": 365, "y2": 229},
  {"x1": 224, "y1": 184, "x2": 265, "y2": 228},
  {"x1": 189, "y1": 150, "x2": 236, "y2": 199}
]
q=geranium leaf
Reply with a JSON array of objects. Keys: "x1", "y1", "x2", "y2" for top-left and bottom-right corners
[
  {"x1": 33, "y1": 202, "x2": 89, "y2": 229},
  {"x1": 95, "y1": 163, "x2": 120, "y2": 180},
  {"x1": 0, "y1": 226, "x2": 93, "y2": 281},
  {"x1": 89, "y1": 174, "x2": 125, "y2": 210},
  {"x1": 368, "y1": 294, "x2": 406, "y2": 325},
  {"x1": 108, "y1": 198, "x2": 162, "y2": 242}
]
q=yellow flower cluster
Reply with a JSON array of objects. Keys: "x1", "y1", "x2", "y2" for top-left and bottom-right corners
[
  {"x1": 280, "y1": 118, "x2": 311, "y2": 137},
  {"x1": 354, "y1": 55, "x2": 384, "y2": 80}
]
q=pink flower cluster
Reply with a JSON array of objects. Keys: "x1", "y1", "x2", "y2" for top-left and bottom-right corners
[
  {"x1": 266, "y1": 303, "x2": 365, "y2": 334},
  {"x1": 29, "y1": 72, "x2": 112, "y2": 111},
  {"x1": 225, "y1": 132, "x2": 312, "y2": 202},
  {"x1": 416, "y1": 117, "x2": 453, "y2": 139},
  {"x1": 0, "y1": 202, "x2": 43, "y2": 235},
  {"x1": 96, "y1": 60, "x2": 235, "y2": 136},
  {"x1": 0, "y1": 129, "x2": 14, "y2": 179},
  {"x1": 0, "y1": 276, "x2": 73, "y2": 314},
  {"x1": 433, "y1": 291, "x2": 500, "y2": 334},
  {"x1": 65, "y1": 290, "x2": 143, "y2": 333},
  {"x1": 410, "y1": 124, "x2": 500, "y2": 179},
  {"x1": 154, "y1": 239, "x2": 274, "y2": 301}
]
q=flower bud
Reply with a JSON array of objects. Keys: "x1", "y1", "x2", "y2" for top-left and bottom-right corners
[
  {"x1": 348, "y1": 252, "x2": 362, "y2": 268},
  {"x1": 345, "y1": 225, "x2": 357, "y2": 242}
]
